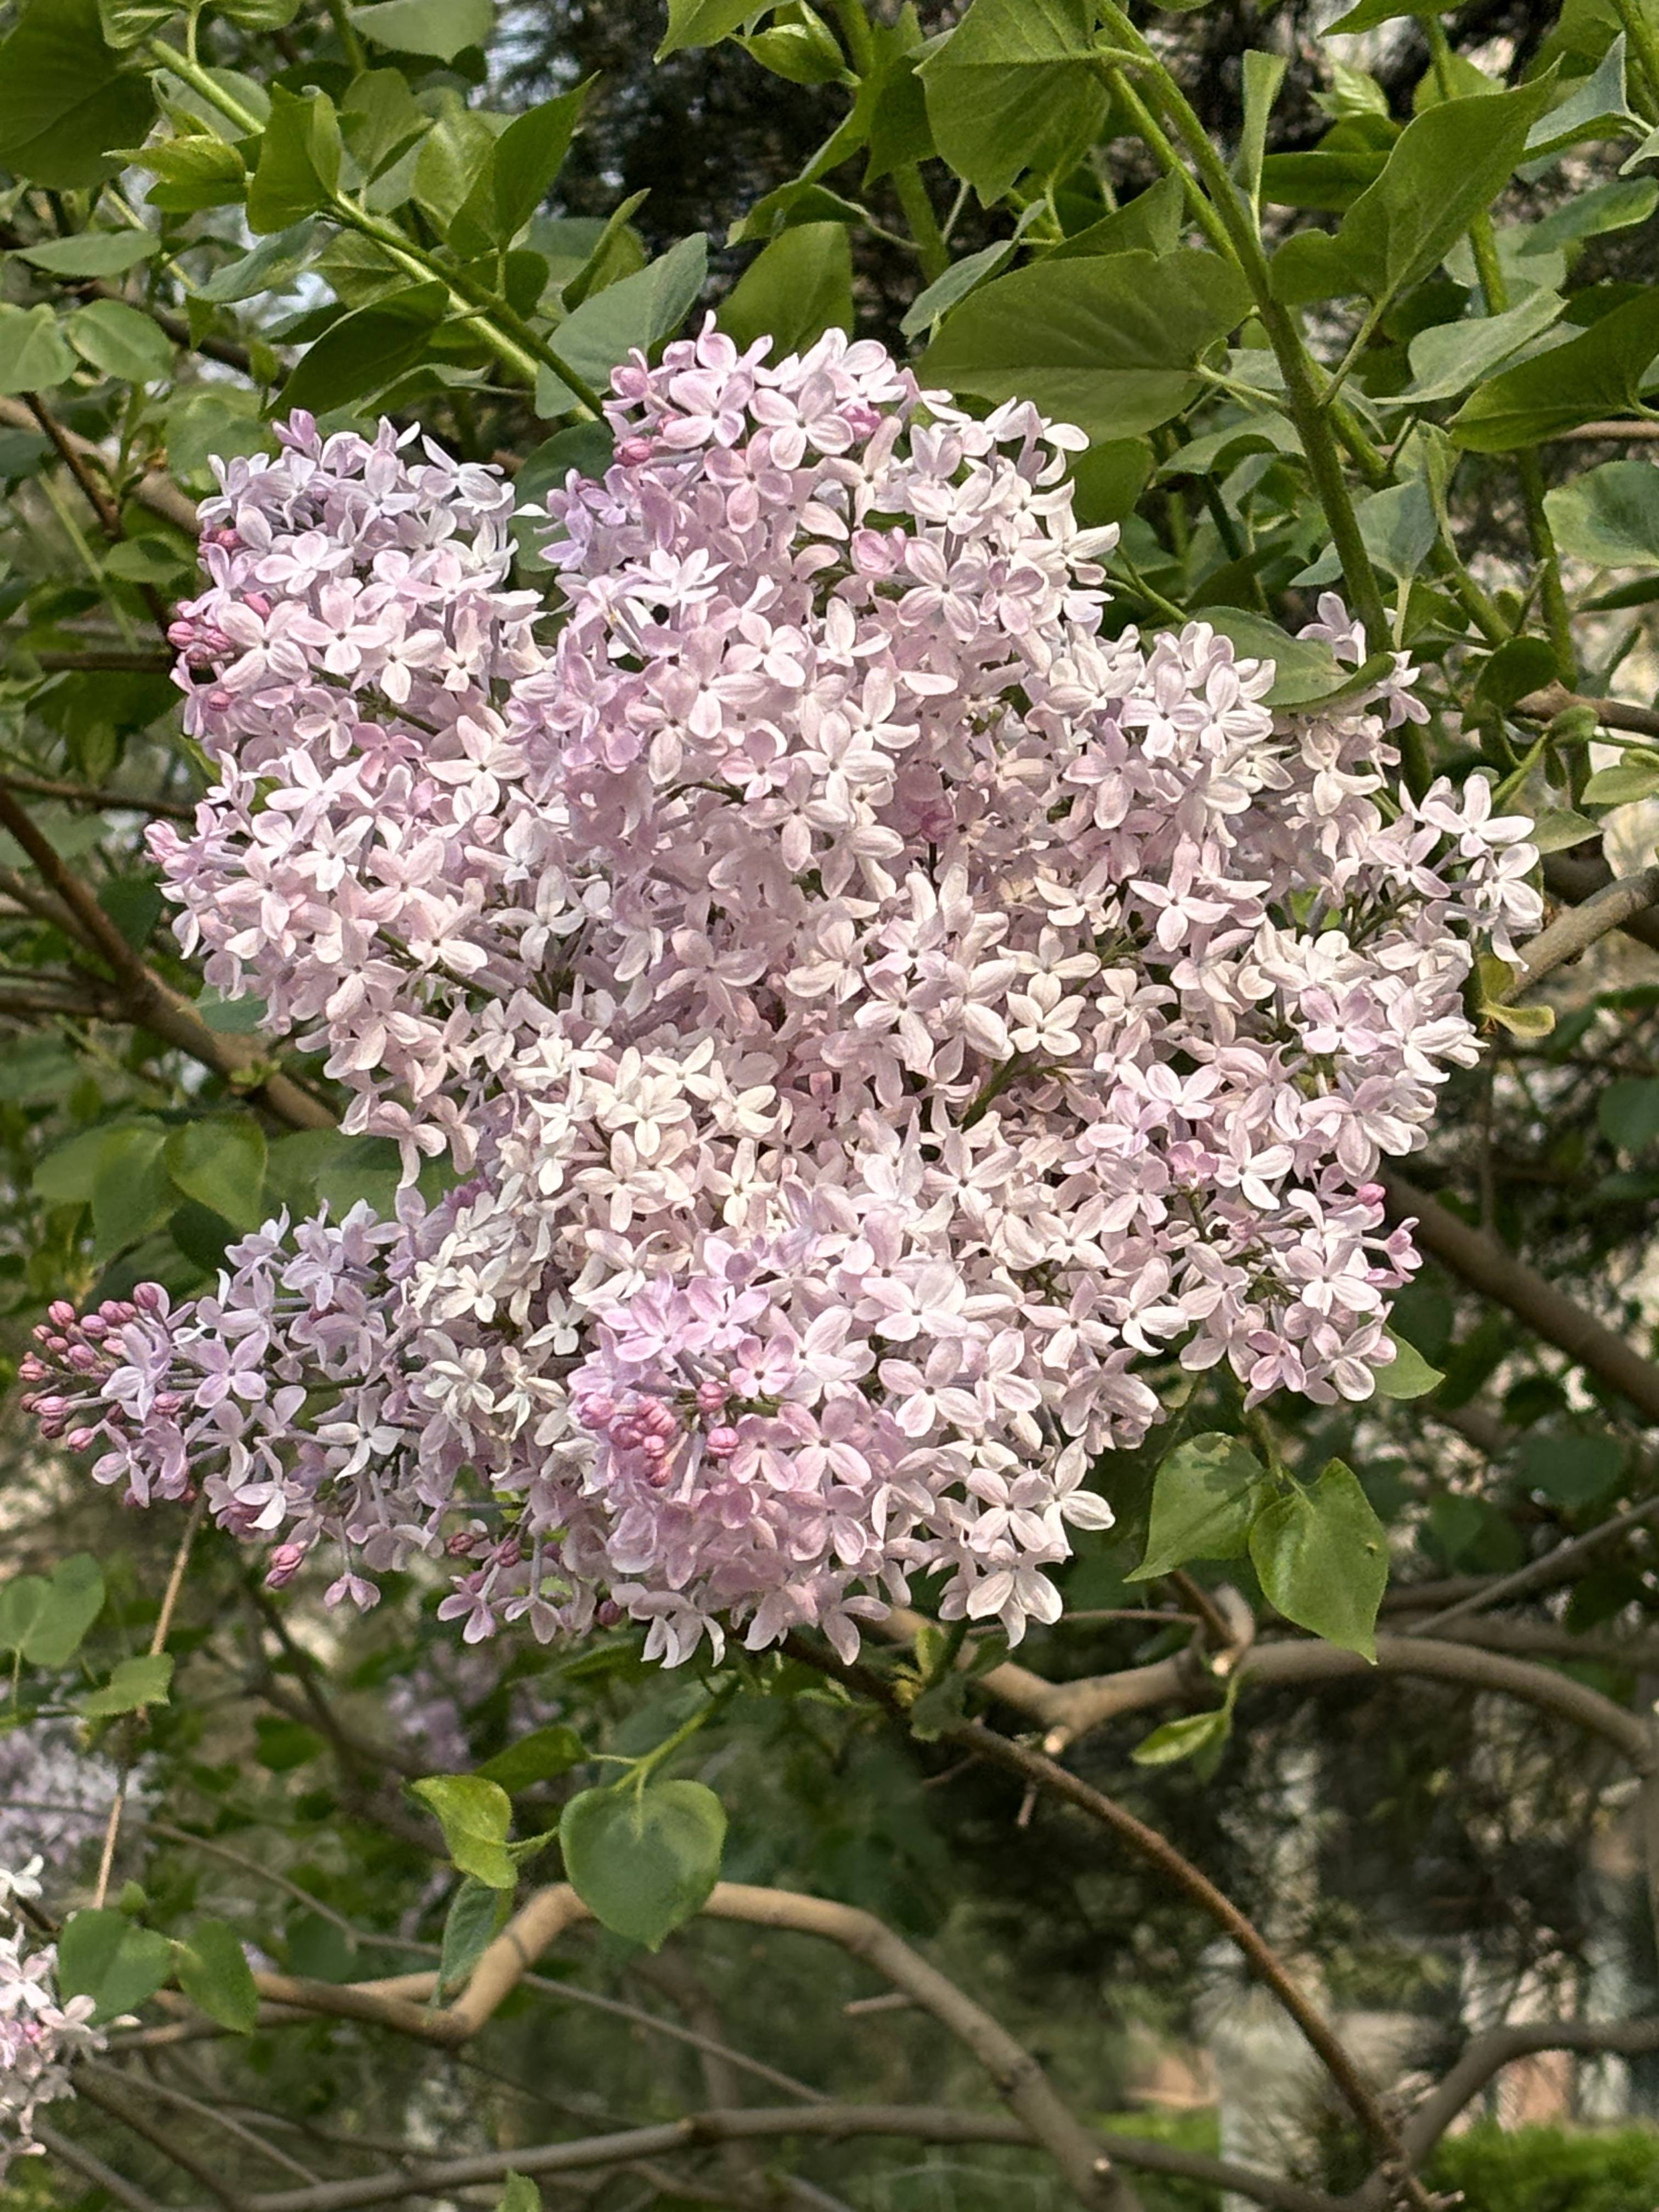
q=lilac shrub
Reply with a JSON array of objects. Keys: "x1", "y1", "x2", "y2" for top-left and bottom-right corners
[{"x1": 21, "y1": 324, "x2": 1537, "y2": 1665}]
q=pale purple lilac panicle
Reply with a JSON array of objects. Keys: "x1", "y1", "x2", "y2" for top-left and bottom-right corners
[{"x1": 21, "y1": 324, "x2": 1539, "y2": 1666}]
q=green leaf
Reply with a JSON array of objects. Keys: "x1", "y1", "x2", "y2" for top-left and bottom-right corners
[
  {"x1": 1356, "y1": 479, "x2": 1439, "y2": 579},
  {"x1": 1545, "y1": 459, "x2": 1659, "y2": 567},
  {"x1": 657, "y1": 0, "x2": 757, "y2": 55},
  {"x1": 247, "y1": 87, "x2": 343, "y2": 235},
  {"x1": 16, "y1": 1554, "x2": 104, "y2": 1668},
  {"x1": 104, "y1": 535, "x2": 193, "y2": 585},
  {"x1": 0, "y1": 0, "x2": 156, "y2": 189},
  {"x1": 1374, "y1": 1333, "x2": 1444, "y2": 1400},
  {"x1": 98, "y1": 0, "x2": 176, "y2": 46},
  {"x1": 900, "y1": 239, "x2": 1017, "y2": 339},
  {"x1": 65, "y1": 299, "x2": 175, "y2": 384},
  {"x1": 37, "y1": 1121, "x2": 157, "y2": 1206},
  {"x1": 136, "y1": 132, "x2": 247, "y2": 213},
  {"x1": 278, "y1": 281, "x2": 449, "y2": 414},
  {"x1": 1070, "y1": 435, "x2": 1154, "y2": 526},
  {"x1": 412, "y1": 1773, "x2": 517, "y2": 1890},
  {"x1": 352, "y1": 0, "x2": 493, "y2": 60},
  {"x1": 176, "y1": 1918, "x2": 259, "y2": 2034},
  {"x1": 1452, "y1": 289, "x2": 1659, "y2": 449},
  {"x1": 1516, "y1": 1430, "x2": 1625, "y2": 1507},
  {"x1": 80, "y1": 1651, "x2": 174, "y2": 1717},
  {"x1": 0, "y1": 1577, "x2": 49, "y2": 1658},
  {"x1": 265, "y1": 1130, "x2": 402, "y2": 1221},
  {"x1": 1260, "y1": 148, "x2": 1390, "y2": 213},
  {"x1": 475, "y1": 1726, "x2": 586, "y2": 1793},
  {"x1": 221, "y1": 0, "x2": 304, "y2": 21},
  {"x1": 0, "y1": 306, "x2": 75, "y2": 396},
  {"x1": 1395, "y1": 287, "x2": 1566, "y2": 405},
  {"x1": 339, "y1": 68, "x2": 433, "y2": 193},
  {"x1": 720, "y1": 222, "x2": 853, "y2": 358},
  {"x1": 538, "y1": 234, "x2": 708, "y2": 413},
  {"x1": 1600, "y1": 1074, "x2": 1659, "y2": 1150},
  {"x1": 92, "y1": 1122, "x2": 172, "y2": 1261},
  {"x1": 1193, "y1": 610, "x2": 1380, "y2": 709},
  {"x1": 58, "y1": 1908, "x2": 175, "y2": 2022},
  {"x1": 494, "y1": 2180, "x2": 539, "y2": 2212},
  {"x1": 1582, "y1": 758, "x2": 1659, "y2": 805},
  {"x1": 1048, "y1": 174, "x2": 1186, "y2": 262},
  {"x1": 741, "y1": 12, "x2": 847, "y2": 85},
  {"x1": 438, "y1": 1876, "x2": 511, "y2": 1992},
  {"x1": 1129, "y1": 1431, "x2": 1267, "y2": 1582},
  {"x1": 917, "y1": 0, "x2": 1106, "y2": 202},
  {"x1": 450, "y1": 86, "x2": 586, "y2": 254},
  {"x1": 1239, "y1": 49, "x2": 1288, "y2": 219},
  {"x1": 17, "y1": 231, "x2": 159, "y2": 275},
  {"x1": 196, "y1": 220, "x2": 319, "y2": 304},
  {"x1": 1485, "y1": 997, "x2": 1556, "y2": 1040},
  {"x1": 1291, "y1": 479, "x2": 1439, "y2": 588},
  {"x1": 1249, "y1": 1459, "x2": 1389, "y2": 1660},
  {"x1": 1525, "y1": 175, "x2": 1658, "y2": 253},
  {"x1": 1529, "y1": 806, "x2": 1600, "y2": 853},
  {"x1": 1327, "y1": 0, "x2": 1454, "y2": 32},
  {"x1": 1131, "y1": 1703, "x2": 1234, "y2": 1768},
  {"x1": 1269, "y1": 80, "x2": 1558, "y2": 309},
  {"x1": 1525, "y1": 34, "x2": 1637, "y2": 157},
  {"x1": 559, "y1": 1780, "x2": 726, "y2": 1950},
  {"x1": 922, "y1": 249, "x2": 1251, "y2": 440},
  {"x1": 164, "y1": 1117, "x2": 268, "y2": 1234}
]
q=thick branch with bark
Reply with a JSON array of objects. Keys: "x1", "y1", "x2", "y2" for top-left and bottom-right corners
[
  {"x1": 240, "y1": 1881, "x2": 1135, "y2": 2212},
  {"x1": 1505, "y1": 865, "x2": 1659, "y2": 995}
]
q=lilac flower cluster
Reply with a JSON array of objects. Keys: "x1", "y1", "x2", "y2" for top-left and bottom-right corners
[
  {"x1": 0, "y1": 1861, "x2": 106, "y2": 2177},
  {"x1": 24, "y1": 324, "x2": 1538, "y2": 1663}
]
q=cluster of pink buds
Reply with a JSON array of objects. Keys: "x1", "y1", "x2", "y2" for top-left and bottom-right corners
[{"x1": 19, "y1": 1289, "x2": 171, "y2": 1453}]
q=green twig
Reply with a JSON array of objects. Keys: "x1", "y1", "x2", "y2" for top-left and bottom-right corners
[
  {"x1": 142, "y1": 38, "x2": 606, "y2": 417},
  {"x1": 894, "y1": 163, "x2": 949, "y2": 284},
  {"x1": 1091, "y1": 12, "x2": 1391, "y2": 651}
]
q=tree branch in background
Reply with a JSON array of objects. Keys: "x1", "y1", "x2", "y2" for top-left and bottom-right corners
[
  {"x1": 1381, "y1": 1167, "x2": 1659, "y2": 1425},
  {"x1": 889, "y1": 1620, "x2": 1652, "y2": 1767},
  {"x1": 931, "y1": 1719, "x2": 1430, "y2": 2209},
  {"x1": 76, "y1": 2070, "x2": 256, "y2": 2212},
  {"x1": 0, "y1": 785, "x2": 333, "y2": 1130},
  {"x1": 1390, "y1": 2017, "x2": 1659, "y2": 2173},
  {"x1": 1505, "y1": 865, "x2": 1659, "y2": 995},
  {"x1": 0, "y1": 767, "x2": 195, "y2": 819},
  {"x1": 33, "y1": 2119, "x2": 170, "y2": 2212},
  {"x1": 1408, "y1": 1493, "x2": 1659, "y2": 1634},
  {"x1": 24, "y1": 392, "x2": 125, "y2": 539},
  {"x1": 184, "y1": 2107, "x2": 1343, "y2": 2212},
  {"x1": 1518, "y1": 681, "x2": 1659, "y2": 743},
  {"x1": 0, "y1": 394, "x2": 198, "y2": 534},
  {"x1": 164, "y1": 1879, "x2": 1145, "y2": 2212},
  {"x1": 450, "y1": 1881, "x2": 1133, "y2": 2212},
  {"x1": 1543, "y1": 847, "x2": 1659, "y2": 957}
]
